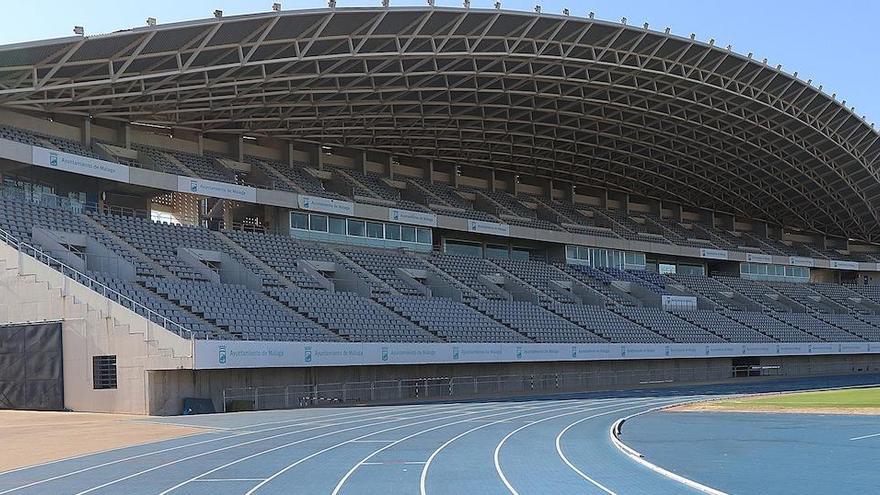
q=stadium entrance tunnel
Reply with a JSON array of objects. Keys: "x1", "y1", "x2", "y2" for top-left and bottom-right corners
[
  {"x1": 145, "y1": 354, "x2": 880, "y2": 415},
  {"x1": 0, "y1": 322, "x2": 63, "y2": 410}
]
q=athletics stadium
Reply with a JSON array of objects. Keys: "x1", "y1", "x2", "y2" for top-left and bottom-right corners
[{"x1": 0, "y1": 4, "x2": 878, "y2": 494}]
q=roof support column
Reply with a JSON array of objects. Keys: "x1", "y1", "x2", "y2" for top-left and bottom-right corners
[
  {"x1": 427, "y1": 160, "x2": 434, "y2": 184},
  {"x1": 489, "y1": 169, "x2": 497, "y2": 192},
  {"x1": 119, "y1": 123, "x2": 131, "y2": 148},
  {"x1": 81, "y1": 118, "x2": 91, "y2": 146},
  {"x1": 196, "y1": 133, "x2": 204, "y2": 155},
  {"x1": 307, "y1": 143, "x2": 323, "y2": 170},
  {"x1": 355, "y1": 150, "x2": 367, "y2": 175},
  {"x1": 568, "y1": 183, "x2": 577, "y2": 204},
  {"x1": 285, "y1": 141, "x2": 295, "y2": 168},
  {"x1": 232, "y1": 136, "x2": 244, "y2": 162},
  {"x1": 669, "y1": 203, "x2": 683, "y2": 223},
  {"x1": 387, "y1": 155, "x2": 395, "y2": 180}
]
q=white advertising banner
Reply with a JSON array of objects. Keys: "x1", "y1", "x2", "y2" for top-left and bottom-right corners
[
  {"x1": 467, "y1": 220, "x2": 510, "y2": 237},
  {"x1": 178, "y1": 176, "x2": 257, "y2": 203},
  {"x1": 32, "y1": 147, "x2": 130, "y2": 183},
  {"x1": 789, "y1": 256, "x2": 815, "y2": 267},
  {"x1": 298, "y1": 195, "x2": 355, "y2": 216},
  {"x1": 193, "y1": 340, "x2": 880, "y2": 369},
  {"x1": 699, "y1": 248, "x2": 729, "y2": 260},
  {"x1": 746, "y1": 253, "x2": 773, "y2": 264},
  {"x1": 830, "y1": 260, "x2": 859, "y2": 271},
  {"x1": 388, "y1": 208, "x2": 437, "y2": 227}
]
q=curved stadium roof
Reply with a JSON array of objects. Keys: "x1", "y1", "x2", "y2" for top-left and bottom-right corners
[{"x1": 0, "y1": 7, "x2": 878, "y2": 240}]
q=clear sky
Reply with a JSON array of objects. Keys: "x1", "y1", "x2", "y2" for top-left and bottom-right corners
[{"x1": 1, "y1": 0, "x2": 877, "y2": 123}]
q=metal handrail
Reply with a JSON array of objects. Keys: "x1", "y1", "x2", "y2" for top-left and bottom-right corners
[{"x1": 0, "y1": 227, "x2": 195, "y2": 341}]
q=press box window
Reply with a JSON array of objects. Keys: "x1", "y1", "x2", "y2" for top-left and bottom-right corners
[
  {"x1": 401, "y1": 226, "x2": 416, "y2": 242},
  {"x1": 385, "y1": 224, "x2": 401, "y2": 240},
  {"x1": 309, "y1": 214, "x2": 328, "y2": 232},
  {"x1": 329, "y1": 216, "x2": 346, "y2": 235},
  {"x1": 366, "y1": 222, "x2": 384, "y2": 239},
  {"x1": 416, "y1": 227, "x2": 431, "y2": 244},
  {"x1": 93, "y1": 355, "x2": 117, "y2": 390},
  {"x1": 291, "y1": 212, "x2": 309, "y2": 230},
  {"x1": 347, "y1": 219, "x2": 365, "y2": 237}
]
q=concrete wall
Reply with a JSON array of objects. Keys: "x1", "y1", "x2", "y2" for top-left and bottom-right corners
[
  {"x1": 146, "y1": 353, "x2": 880, "y2": 416},
  {"x1": 0, "y1": 241, "x2": 192, "y2": 414}
]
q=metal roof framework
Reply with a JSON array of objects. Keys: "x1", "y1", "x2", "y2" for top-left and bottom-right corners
[{"x1": 0, "y1": 7, "x2": 878, "y2": 240}]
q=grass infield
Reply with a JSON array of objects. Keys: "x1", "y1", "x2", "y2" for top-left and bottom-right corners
[{"x1": 672, "y1": 387, "x2": 880, "y2": 414}]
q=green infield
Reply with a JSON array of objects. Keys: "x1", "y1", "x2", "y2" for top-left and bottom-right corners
[{"x1": 675, "y1": 387, "x2": 880, "y2": 414}]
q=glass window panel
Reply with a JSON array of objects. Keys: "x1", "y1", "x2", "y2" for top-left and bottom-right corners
[
  {"x1": 366, "y1": 222, "x2": 384, "y2": 238},
  {"x1": 329, "y1": 217, "x2": 346, "y2": 235},
  {"x1": 486, "y1": 244, "x2": 509, "y2": 259},
  {"x1": 347, "y1": 219, "x2": 365, "y2": 237},
  {"x1": 510, "y1": 249, "x2": 529, "y2": 261},
  {"x1": 292, "y1": 212, "x2": 309, "y2": 230},
  {"x1": 445, "y1": 240, "x2": 481, "y2": 257},
  {"x1": 309, "y1": 214, "x2": 328, "y2": 232},
  {"x1": 385, "y1": 224, "x2": 401, "y2": 240},
  {"x1": 401, "y1": 226, "x2": 416, "y2": 242},
  {"x1": 658, "y1": 263, "x2": 676, "y2": 274},
  {"x1": 417, "y1": 228, "x2": 432, "y2": 244}
]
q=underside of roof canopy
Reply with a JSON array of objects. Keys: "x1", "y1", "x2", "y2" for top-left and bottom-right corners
[{"x1": 0, "y1": 7, "x2": 878, "y2": 240}]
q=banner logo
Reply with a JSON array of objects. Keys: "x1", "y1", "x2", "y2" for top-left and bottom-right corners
[
  {"x1": 218, "y1": 345, "x2": 227, "y2": 365},
  {"x1": 304, "y1": 346, "x2": 312, "y2": 363},
  {"x1": 381, "y1": 346, "x2": 389, "y2": 362},
  {"x1": 49, "y1": 152, "x2": 59, "y2": 167},
  {"x1": 190, "y1": 180, "x2": 199, "y2": 193},
  {"x1": 515, "y1": 346, "x2": 523, "y2": 360},
  {"x1": 571, "y1": 346, "x2": 577, "y2": 358}
]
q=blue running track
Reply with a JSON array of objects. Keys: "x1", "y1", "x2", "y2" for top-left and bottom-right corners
[{"x1": 0, "y1": 374, "x2": 878, "y2": 495}]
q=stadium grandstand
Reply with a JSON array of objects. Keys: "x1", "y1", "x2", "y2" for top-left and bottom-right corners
[{"x1": 0, "y1": 5, "x2": 879, "y2": 415}]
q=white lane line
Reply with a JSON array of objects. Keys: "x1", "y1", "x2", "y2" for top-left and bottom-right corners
[
  {"x1": 135, "y1": 421, "x2": 238, "y2": 431},
  {"x1": 330, "y1": 400, "x2": 580, "y2": 495},
  {"x1": 494, "y1": 398, "x2": 679, "y2": 495},
  {"x1": 191, "y1": 478, "x2": 267, "y2": 482},
  {"x1": 243, "y1": 402, "x2": 531, "y2": 495},
  {"x1": 552, "y1": 399, "x2": 684, "y2": 495},
  {"x1": 362, "y1": 462, "x2": 426, "y2": 466},
  {"x1": 417, "y1": 398, "x2": 621, "y2": 495},
  {"x1": 0, "y1": 405, "x2": 401, "y2": 485},
  {"x1": 350, "y1": 440, "x2": 395, "y2": 443},
  {"x1": 157, "y1": 402, "x2": 508, "y2": 495},
  {"x1": 850, "y1": 432, "x2": 880, "y2": 441},
  {"x1": 0, "y1": 408, "x2": 405, "y2": 495},
  {"x1": 608, "y1": 400, "x2": 728, "y2": 495},
  {"x1": 73, "y1": 402, "x2": 466, "y2": 495}
]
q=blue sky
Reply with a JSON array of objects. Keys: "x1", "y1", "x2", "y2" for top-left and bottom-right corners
[{"x1": 1, "y1": 0, "x2": 877, "y2": 122}]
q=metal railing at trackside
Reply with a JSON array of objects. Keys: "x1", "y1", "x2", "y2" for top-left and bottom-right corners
[
  {"x1": 0, "y1": 227, "x2": 195, "y2": 342},
  {"x1": 219, "y1": 363, "x2": 805, "y2": 412}
]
